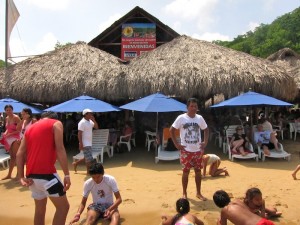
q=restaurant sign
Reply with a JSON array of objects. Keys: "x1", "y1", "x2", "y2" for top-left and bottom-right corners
[{"x1": 121, "y1": 23, "x2": 156, "y2": 60}]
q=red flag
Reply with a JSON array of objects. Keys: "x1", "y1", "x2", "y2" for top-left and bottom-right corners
[{"x1": 7, "y1": 0, "x2": 20, "y2": 59}]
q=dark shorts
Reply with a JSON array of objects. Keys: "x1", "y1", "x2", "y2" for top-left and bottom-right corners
[
  {"x1": 83, "y1": 146, "x2": 94, "y2": 163},
  {"x1": 180, "y1": 150, "x2": 203, "y2": 172},
  {"x1": 87, "y1": 202, "x2": 112, "y2": 217},
  {"x1": 261, "y1": 142, "x2": 275, "y2": 150},
  {"x1": 27, "y1": 173, "x2": 65, "y2": 200}
]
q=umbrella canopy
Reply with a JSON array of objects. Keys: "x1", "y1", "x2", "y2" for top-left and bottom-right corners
[
  {"x1": 0, "y1": 98, "x2": 42, "y2": 113},
  {"x1": 45, "y1": 95, "x2": 120, "y2": 112},
  {"x1": 126, "y1": 35, "x2": 297, "y2": 101},
  {"x1": 211, "y1": 91, "x2": 293, "y2": 107},
  {"x1": 119, "y1": 93, "x2": 186, "y2": 112},
  {"x1": 0, "y1": 42, "x2": 128, "y2": 104}
]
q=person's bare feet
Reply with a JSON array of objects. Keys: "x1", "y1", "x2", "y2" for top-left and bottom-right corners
[
  {"x1": 1, "y1": 175, "x2": 12, "y2": 180},
  {"x1": 224, "y1": 170, "x2": 229, "y2": 176},
  {"x1": 72, "y1": 162, "x2": 78, "y2": 173},
  {"x1": 182, "y1": 194, "x2": 187, "y2": 199},
  {"x1": 196, "y1": 194, "x2": 207, "y2": 201},
  {"x1": 292, "y1": 173, "x2": 297, "y2": 180}
]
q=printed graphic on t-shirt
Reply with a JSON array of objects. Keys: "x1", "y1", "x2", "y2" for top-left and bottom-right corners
[
  {"x1": 97, "y1": 189, "x2": 105, "y2": 198},
  {"x1": 183, "y1": 122, "x2": 200, "y2": 144}
]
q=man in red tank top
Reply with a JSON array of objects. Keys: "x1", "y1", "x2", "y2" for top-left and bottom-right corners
[{"x1": 16, "y1": 112, "x2": 71, "y2": 225}]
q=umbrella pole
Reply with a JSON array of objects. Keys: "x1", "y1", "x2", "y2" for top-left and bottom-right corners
[{"x1": 155, "y1": 112, "x2": 158, "y2": 156}]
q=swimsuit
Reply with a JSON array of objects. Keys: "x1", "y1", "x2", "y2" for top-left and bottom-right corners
[
  {"x1": 0, "y1": 122, "x2": 20, "y2": 151},
  {"x1": 175, "y1": 216, "x2": 195, "y2": 225},
  {"x1": 256, "y1": 218, "x2": 275, "y2": 225}
]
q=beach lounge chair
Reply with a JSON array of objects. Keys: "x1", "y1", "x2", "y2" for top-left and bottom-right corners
[
  {"x1": 0, "y1": 147, "x2": 10, "y2": 169},
  {"x1": 73, "y1": 129, "x2": 111, "y2": 164},
  {"x1": 225, "y1": 125, "x2": 258, "y2": 162},
  {"x1": 155, "y1": 128, "x2": 180, "y2": 163},
  {"x1": 253, "y1": 126, "x2": 291, "y2": 162},
  {"x1": 292, "y1": 122, "x2": 300, "y2": 141}
]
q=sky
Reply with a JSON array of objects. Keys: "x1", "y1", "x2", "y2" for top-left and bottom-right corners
[{"x1": 0, "y1": 0, "x2": 299, "y2": 63}]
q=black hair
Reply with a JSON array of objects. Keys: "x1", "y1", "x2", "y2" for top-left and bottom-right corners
[
  {"x1": 4, "y1": 104, "x2": 13, "y2": 110},
  {"x1": 186, "y1": 98, "x2": 198, "y2": 107},
  {"x1": 89, "y1": 162, "x2": 104, "y2": 175},
  {"x1": 22, "y1": 108, "x2": 33, "y2": 118},
  {"x1": 171, "y1": 198, "x2": 190, "y2": 225},
  {"x1": 244, "y1": 188, "x2": 262, "y2": 203},
  {"x1": 213, "y1": 190, "x2": 231, "y2": 208},
  {"x1": 41, "y1": 111, "x2": 58, "y2": 119}
]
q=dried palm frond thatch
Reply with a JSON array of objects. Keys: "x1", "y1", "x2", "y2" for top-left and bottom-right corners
[
  {"x1": 127, "y1": 35, "x2": 297, "y2": 101},
  {"x1": 0, "y1": 42, "x2": 127, "y2": 104},
  {"x1": 267, "y1": 48, "x2": 300, "y2": 89}
]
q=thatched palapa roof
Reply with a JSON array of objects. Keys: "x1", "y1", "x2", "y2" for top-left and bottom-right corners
[
  {"x1": 267, "y1": 48, "x2": 300, "y2": 89},
  {"x1": 0, "y1": 42, "x2": 128, "y2": 104},
  {"x1": 126, "y1": 35, "x2": 297, "y2": 101}
]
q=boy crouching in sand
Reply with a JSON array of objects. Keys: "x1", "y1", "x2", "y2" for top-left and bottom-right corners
[
  {"x1": 244, "y1": 187, "x2": 282, "y2": 218},
  {"x1": 213, "y1": 190, "x2": 275, "y2": 225},
  {"x1": 69, "y1": 163, "x2": 122, "y2": 225}
]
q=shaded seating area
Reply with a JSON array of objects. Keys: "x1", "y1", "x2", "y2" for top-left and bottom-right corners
[{"x1": 155, "y1": 128, "x2": 180, "y2": 163}]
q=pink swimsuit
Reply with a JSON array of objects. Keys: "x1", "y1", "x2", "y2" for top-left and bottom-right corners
[{"x1": 0, "y1": 122, "x2": 20, "y2": 151}]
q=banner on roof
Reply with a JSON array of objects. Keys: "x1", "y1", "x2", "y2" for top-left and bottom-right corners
[{"x1": 121, "y1": 23, "x2": 156, "y2": 60}]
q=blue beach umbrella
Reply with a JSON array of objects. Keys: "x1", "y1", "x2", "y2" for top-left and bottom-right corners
[
  {"x1": 120, "y1": 93, "x2": 186, "y2": 149},
  {"x1": 0, "y1": 97, "x2": 42, "y2": 114},
  {"x1": 211, "y1": 91, "x2": 293, "y2": 108},
  {"x1": 45, "y1": 95, "x2": 120, "y2": 112},
  {"x1": 120, "y1": 93, "x2": 186, "y2": 112}
]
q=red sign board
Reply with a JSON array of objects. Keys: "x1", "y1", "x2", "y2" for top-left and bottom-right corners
[{"x1": 121, "y1": 23, "x2": 156, "y2": 60}]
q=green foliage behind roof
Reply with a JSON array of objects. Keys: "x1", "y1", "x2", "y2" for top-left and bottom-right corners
[{"x1": 214, "y1": 7, "x2": 300, "y2": 58}]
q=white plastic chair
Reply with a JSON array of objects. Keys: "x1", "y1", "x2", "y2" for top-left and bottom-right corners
[
  {"x1": 145, "y1": 131, "x2": 156, "y2": 151},
  {"x1": 293, "y1": 122, "x2": 300, "y2": 141},
  {"x1": 118, "y1": 133, "x2": 132, "y2": 152}
]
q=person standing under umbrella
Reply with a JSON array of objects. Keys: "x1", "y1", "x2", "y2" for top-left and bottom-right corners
[
  {"x1": 170, "y1": 98, "x2": 209, "y2": 201},
  {"x1": 73, "y1": 109, "x2": 99, "y2": 174}
]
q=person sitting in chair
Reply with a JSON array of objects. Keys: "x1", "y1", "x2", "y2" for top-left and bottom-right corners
[
  {"x1": 254, "y1": 124, "x2": 279, "y2": 156},
  {"x1": 230, "y1": 126, "x2": 250, "y2": 156}
]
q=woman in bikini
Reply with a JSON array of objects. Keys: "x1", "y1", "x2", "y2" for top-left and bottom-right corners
[
  {"x1": 1, "y1": 105, "x2": 21, "y2": 180},
  {"x1": 161, "y1": 198, "x2": 204, "y2": 225},
  {"x1": 202, "y1": 154, "x2": 229, "y2": 177}
]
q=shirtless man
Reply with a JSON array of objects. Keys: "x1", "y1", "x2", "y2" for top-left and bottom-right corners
[{"x1": 213, "y1": 190, "x2": 275, "y2": 225}]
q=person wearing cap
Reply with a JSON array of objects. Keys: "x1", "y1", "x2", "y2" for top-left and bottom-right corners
[
  {"x1": 73, "y1": 109, "x2": 99, "y2": 174},
  {"x1": 16, "y1": 111, "x2": 71, "y2": 225}
]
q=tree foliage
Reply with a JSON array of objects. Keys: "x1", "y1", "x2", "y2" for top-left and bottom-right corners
[
  {"x1": 54, "y1": 41, "x2": 72, "y2": 50},
  {"x1": 214, "y1": 7, "x2": 300, "y2": 58}
]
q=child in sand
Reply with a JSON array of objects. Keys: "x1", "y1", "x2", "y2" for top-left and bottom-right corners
[
  {"x1": 202, "y1": 154, "x2": 229, "y2": 177},
  {"x1": 230, "y1": 125, "x2": 249, "y2": 156},
  {"x1": 292, "y1": 164, "x2": 300, "y2": 180},
  {"x1": 213, "y1": 190, "x2": 275, "y2": 225},
  {"x1": 161, "y1": 198, "x2": 204, "y2": 225},
  {"x1": 243, "y1": 187, "x2": 282, "y2": 218}
]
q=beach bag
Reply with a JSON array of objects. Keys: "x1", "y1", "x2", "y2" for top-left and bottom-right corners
[{"x1": 165, "y1": 138, "x2": 177, "y2": 151}]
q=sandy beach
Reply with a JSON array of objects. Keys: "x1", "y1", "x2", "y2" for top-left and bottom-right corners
[{"x1": 0, "y1": 139, "x2": 300, "y2": 225}]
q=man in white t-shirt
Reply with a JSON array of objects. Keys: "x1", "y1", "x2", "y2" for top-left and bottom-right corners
[
  {"x1": 69, "y1": 163, "x2": 122, "y2": 225},
  {"x1": 254, "y1": 123, "x2": 279, "y2": 156},
  {"x1": 73, "y1": 109, "x2": 99, "y2": 174},
  {"x1": 170, "y1": 98, "x2": 209, "y2": 201}
]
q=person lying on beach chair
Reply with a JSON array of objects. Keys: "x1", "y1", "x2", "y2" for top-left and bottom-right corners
[
  {"x1": 230, "y1": 125, "x2": 250, "y2": 156},
  {"x1": 244, "y1": 187, "x2": 282, "y2": 218},
  {"x1": 161, "y1": 198, "x2": 204, "y2": 225},
  {"x1": 213, "y1": 190, "x2": 275, "y2": 225},
  {"x1": 202, "y1": 154, "x2": 229, "y2": 177},
  {"x1": 254, "y1": 124, "x2": 279, "y2": 156}
]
